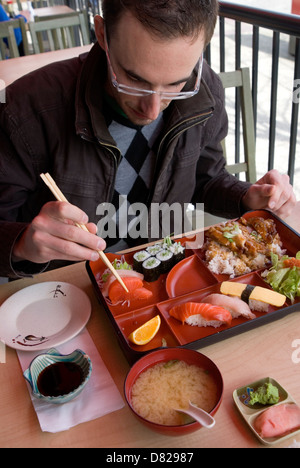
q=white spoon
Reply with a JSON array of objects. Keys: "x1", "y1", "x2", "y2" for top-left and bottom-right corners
[{"x1": 175, "y1": 401, "x2": 216, "y2": 429}]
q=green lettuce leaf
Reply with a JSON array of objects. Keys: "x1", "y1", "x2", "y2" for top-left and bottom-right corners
[{"x1": 265, "y1": 251, "x2": 300, "y2": 302}]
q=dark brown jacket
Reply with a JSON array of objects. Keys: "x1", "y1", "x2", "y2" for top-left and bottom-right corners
[{"x1": 0, "y1": 43, "x2": 250, "y2": 278}]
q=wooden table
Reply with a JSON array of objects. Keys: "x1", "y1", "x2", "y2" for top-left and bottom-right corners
[
  {"x1": 0, "y1": 207, "x2": 299, "y2": 449},
  {"x1": 0, "y1": 45, "x2": 92, "y2": 87},
  {"x1": 20, "y1": 5, "x2": 75, "y2": 23},
  {"x1": 0, "y1": 39, "x2": 299, "y2": 445}
]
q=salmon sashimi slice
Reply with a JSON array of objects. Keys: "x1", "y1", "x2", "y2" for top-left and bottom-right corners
[
  {"x1": 254, "y1": 403, "x2": 300, "y2": 438},
  {"x1": 169, "y1": 302, "x2": 232, "y2": 326},
  {"x1": 108, "y1": 276, "x2": 153, "y2": 305}
]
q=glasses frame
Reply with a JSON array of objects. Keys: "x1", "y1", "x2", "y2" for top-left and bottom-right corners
[{"x1": 104, "y1": 28, "x2": 203, "y2": 100}]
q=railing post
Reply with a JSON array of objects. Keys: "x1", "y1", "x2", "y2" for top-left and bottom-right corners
[
  {"x1": 252, "y1": 25, "x2": 259, "y2": 135},
  {"x1": 289, "y1": 37, "x2": 300, "y2": 185},
  {"x1": 268, "y1": 31, "x2": 280, "y2": 172}
]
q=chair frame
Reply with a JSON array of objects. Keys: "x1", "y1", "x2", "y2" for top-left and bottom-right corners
[
  {"x1": 219, "y1": 67, "x2": 257, "y2": 184},
  {"x1": 196, "y1": 67, "x2": 257, "y2": 227},
  {"x1": 29, "y1": 12, "x2": 90, "y2": 53},
  {"x1": 0, "y1": 17, "x2": 29, "y2": 59}
]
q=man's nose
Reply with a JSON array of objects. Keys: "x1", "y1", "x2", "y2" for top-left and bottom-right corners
[{"x1": 139, "y1": 94, "x2": 162, "y2": 121}]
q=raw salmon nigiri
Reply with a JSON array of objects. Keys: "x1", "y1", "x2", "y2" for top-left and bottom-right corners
[
  {"x1": 108, "y1": 276, "x2": 153, "y2": 305},
  {"x1": 254, "y1": 403, "x2": 300, "y2": 438},
  {"x1": 169, "y1": 302, "x2": 232, "y2": 327}
]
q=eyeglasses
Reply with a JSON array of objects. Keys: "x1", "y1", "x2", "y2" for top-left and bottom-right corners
[{"x1": 104, "y1": 29, "x2": 203, "y2": 100}]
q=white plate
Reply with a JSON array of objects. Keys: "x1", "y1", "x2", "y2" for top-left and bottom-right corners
[{"x1": 0, "y1": 282, "x2": 91, "y2": 351}]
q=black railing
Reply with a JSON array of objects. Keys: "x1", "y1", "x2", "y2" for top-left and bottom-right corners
[{"x1": 205, "y1": 1, "x2": 300, "y2": 186}]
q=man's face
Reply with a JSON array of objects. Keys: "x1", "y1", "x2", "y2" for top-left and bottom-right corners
[{"x1": 96, "y1": 13, "x2": 205, "y2": 126}]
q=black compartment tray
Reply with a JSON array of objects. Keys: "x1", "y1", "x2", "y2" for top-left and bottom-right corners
[{"x1": 86, "y1": 210, "x2": 300, "y2": 364}]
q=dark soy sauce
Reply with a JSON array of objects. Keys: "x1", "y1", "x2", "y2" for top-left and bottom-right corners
[{"x1": 37, "y1": 362, "x2": 84, "y2": 397}]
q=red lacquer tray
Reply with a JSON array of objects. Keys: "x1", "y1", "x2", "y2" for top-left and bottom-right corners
[{"x1": 86, "y1": 210, "x2": 300, "y2": 363}]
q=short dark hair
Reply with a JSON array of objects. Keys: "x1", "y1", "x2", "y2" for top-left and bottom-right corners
[{"x1": 101, "y1": 0, "x2": 218, "y2": 46}]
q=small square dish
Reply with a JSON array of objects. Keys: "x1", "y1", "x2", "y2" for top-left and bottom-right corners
[{"x1": 233, "y1": 377, "x2": 300, "y2": 445}]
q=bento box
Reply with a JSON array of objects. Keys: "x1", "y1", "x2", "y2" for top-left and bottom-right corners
[{"x1": 86, "y1": 210, "x2": 300, "y2": 364}]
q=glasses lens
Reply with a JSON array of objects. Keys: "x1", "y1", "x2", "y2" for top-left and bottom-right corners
[
  {"x1": 106, "y1": 29, "x2": 203, "y2": 100},
  {"x1": 114, "y1": 62, "x2": 202, "y2": 100}
]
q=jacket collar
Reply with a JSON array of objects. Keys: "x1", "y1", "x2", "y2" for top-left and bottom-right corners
[
  {"x1": 75, "y1": 42, "x2": 215, "y2": 145},
  {"x1": 75, "y1": 42, "x2": 114, "y2": 145}
]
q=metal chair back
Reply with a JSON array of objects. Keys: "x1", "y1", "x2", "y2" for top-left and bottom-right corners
[
  {"x1": 0, "y1": 17, "x2": 29, "y2": 59},
  {"x1": 219, "y1": 68, "x2": 257, "y2": 183},
  {"x1": 29, "y1": 11, "x2": 90, "y2": 53}
]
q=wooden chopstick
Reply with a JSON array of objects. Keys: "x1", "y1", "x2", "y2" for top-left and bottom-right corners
[{"x1": 40, "y1": 173, "x2": 129, "y2": 293}]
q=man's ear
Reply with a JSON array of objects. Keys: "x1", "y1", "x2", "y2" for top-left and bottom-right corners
[{"x1": 94, "y1": 15, "x2": 105, "y2": 50}]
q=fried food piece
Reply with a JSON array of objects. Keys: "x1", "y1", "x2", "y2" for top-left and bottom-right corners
[{"x1": 204, "y1": 217, "x2": 284, "y2": 277}]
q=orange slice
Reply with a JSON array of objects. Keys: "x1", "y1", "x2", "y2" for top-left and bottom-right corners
[{"x1": 128, "y1": 315, "x2": 161, "y2": 345}]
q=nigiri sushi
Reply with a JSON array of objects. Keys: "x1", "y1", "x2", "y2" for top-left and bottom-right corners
[
  {"x1": 254, "y1": 403, "x2": 300, "y2": 439},
  {"x1": 204, "y1": 293, "x2": 256, "y2": 320},
  {"x1": 108, "y1": 276, "x2": 153, "y2": 305},
  {"x1": 220, "y1": 281, "x2": 286, "y2": 312},
  {"x1": 169, "y1": 302, "x2": 232, "y2": 328}
]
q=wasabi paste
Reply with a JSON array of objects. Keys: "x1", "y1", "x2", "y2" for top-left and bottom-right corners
[{"x1": 249, "y1": 382, "x2": 280, "y2": 405}]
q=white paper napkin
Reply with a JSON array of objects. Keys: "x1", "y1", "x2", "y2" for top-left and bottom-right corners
[{"x1": 17, "y1": 328, "x2": 125, "y2": 433}]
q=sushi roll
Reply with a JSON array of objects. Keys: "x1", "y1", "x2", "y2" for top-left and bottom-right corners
[
  {"x1": 146, "y1": 244, "x2": 163, "y2": 256},
  {"x1": 169, "y1": 241, "x2": 185, "y2": 265},
  {"x1": 133, "y1": 250, "x2": 151, "y2": 273},
  {"x1": 142, "y1": 257, "x2": 161, "y2": 282},
  {"x1": 156, "y1": 249, "x2": 174, "y2": 274}
]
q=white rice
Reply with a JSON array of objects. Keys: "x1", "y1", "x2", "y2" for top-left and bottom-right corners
[
  {"x1": 205, "y1": 241, "x2": 285, "y2": 279},
  {"x1": 249, "y1": 299, "x2": 269, "y2": 312},
  {"x1": 206, "y1": 245, "x2": 251, "y2": 278},
  {"x1": 185, "y1": 315, "x2": 225, "y2": 328}
]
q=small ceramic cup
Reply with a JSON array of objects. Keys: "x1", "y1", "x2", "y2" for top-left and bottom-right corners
[{"x1": 23, "y1": 348, "x2": 92, "y2": 404}]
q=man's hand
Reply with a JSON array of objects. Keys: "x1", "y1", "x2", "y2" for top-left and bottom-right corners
[
  {"x1": 242, "y1": 169, "x2": 297, "y2": 218},
  {"x1": 12, "y1": 201, "x2": 106, "y2": 264}
]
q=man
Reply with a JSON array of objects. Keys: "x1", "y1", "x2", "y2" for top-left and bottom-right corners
[{"x1": 0, "y1": 0, "x2": 296, "y2": 278}]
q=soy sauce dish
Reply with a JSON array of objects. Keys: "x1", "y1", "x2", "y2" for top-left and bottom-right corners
[{"x1": 23, "y1": 348, "x2": 92, "y2": 404}]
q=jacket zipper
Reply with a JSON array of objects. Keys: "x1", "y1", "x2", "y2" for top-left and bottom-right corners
[
  {"x1": 80, "y1": 131, "x2": 120, "y2": 202},
  {"x1": 157, "y1": 109, "x2": 213, "y2": 158},
  {"x1": 97, "y1": 110, "x2": 213, "y2": 204},
  {"x1": 80, "y1": 109, "x2": 212, "y2": 205},
  {"x1": 148, "y1": 109, "x2": 213, "y2": 204},
  {"x1": 104, "y1": 143, "x2": 121, "y2": 202}
]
